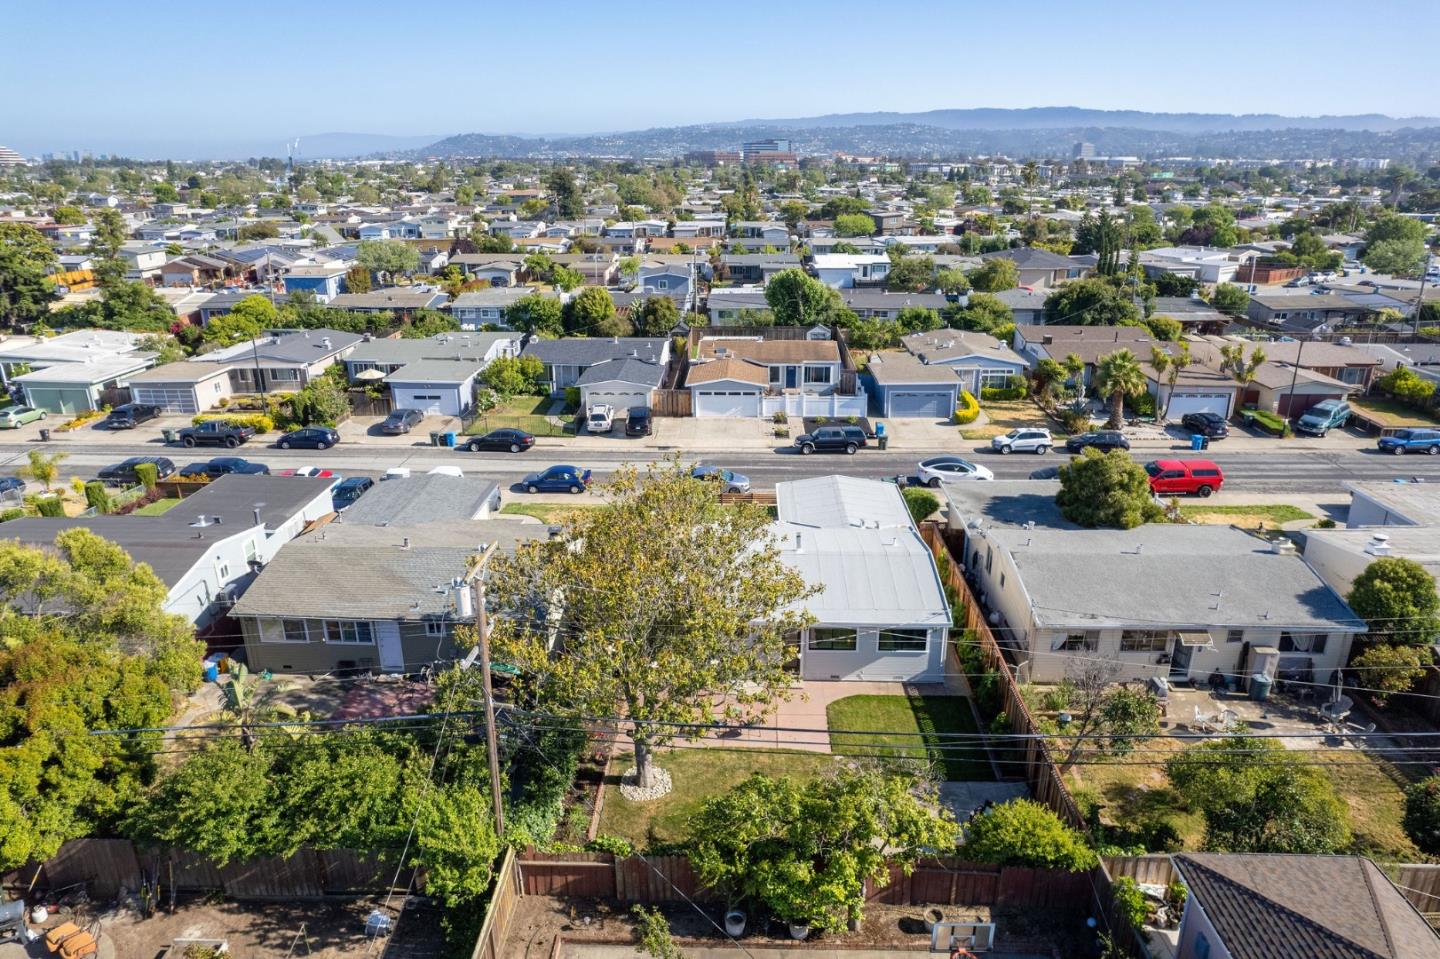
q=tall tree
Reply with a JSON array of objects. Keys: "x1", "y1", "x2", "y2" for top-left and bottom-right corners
[
  {"x1": 1094, "y1": 348, "x2": 1148, "y2": 428},
  {"x1": 1217, "y1": 342, "x2": 1266, "y2": 396},
  {"x1": 1044, "y1": 278, "x2": 1141, "y2": 327},
  {"x1": 0, "y1": 224, "x2": 58, "y2": 328},
  {"x1": 356, "y1": 239, "x2": 420, "y2": 282},
  {"x1": 487, "y1": 461, "x2": 815, "y2": 790},
  {"x1": 567, "y1": 286, "x2": 628, "y2": 336},
  {"x1": 764, "y1": 268, "x2": 841, "y2": 327},
  {"x1": 1149, "y1": 342, "x2": 1192, "y2": 421},
  {"x1": 87, "y1": 208, "x2": 129, "y2": 288},
  {"x1": 1347, "y1": 557, "x2": 1440, "y2": 646},
  {"x1": 968, "y1": 257, "x2": 1019, "y2": 292},
  {"x1": 545, "y1": 167, "x2": 584, "y2": 218},
  {"x1": 633, "y1": 295, "x2": 679, "y2": 337}
]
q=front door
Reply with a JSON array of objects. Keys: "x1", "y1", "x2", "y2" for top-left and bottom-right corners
[
  {"x1": 1169, "y1": 640, "x2": 1193, "y2": 681},
  {"x1": 376, "y1": 621, "x2": 405, "y2": 672},
  {"x1": 785, "y1": 366, "x2": 798, "y2": 389}
]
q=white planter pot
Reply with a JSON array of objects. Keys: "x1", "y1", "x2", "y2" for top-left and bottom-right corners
[
  {"x1": 724, "y1": 911, "x2": 746, "y2": 937},
  {"x1": 788, "y1": 923, "x2": 811, "y2": 941},
  {"x1": 923, "y1": 908, "x2": 944, "y2": 932}
]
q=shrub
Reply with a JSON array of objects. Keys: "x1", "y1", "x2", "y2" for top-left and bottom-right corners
[
  {"x1": 191, "y1": 412, "x2": 274, "y2": 433},
  {"x1": 980, "y1": 376, "x2": 1026, "y2": 402},
  {"x1": 960, "y1": 799, "x2": 1099, "y2": 871},
  {"x1": 586, "y1": 834, "x2": 634, "y2": 857},
  {"x1": 1057, "y1": 407, "x2": 1090, "y2": 433},
  {"x1": 1404, "y1": 775, "x2": 1440, "y2": 855},
  {"x1": 84, "y1": 481, "x2": 112, "y2": 514},
  {"x1": 1127, "y1": 391, "x2": 1156, "y2": 418},
  {"x1": 504, "y1": 729, "x2": 585, "y2": 849},
  {"x1": 55, "y1": 408, "x2": 108, "y2": 432},
  {"x1": 772, "y1": 412, "x2": 787, "y2": 424},
  {"x1": 133, "y1": 462, "x2": 159, "y2": 491},
  {"x1": 901, "y1": 487, "x2": 940, "y2": 525},
  {"x1": 1316, "y1": 518, "x2": 1336, "y2": 529},
  {"x1": 1110, "y1": 877, "x2": 1151, "y2": 931},
  {"x1": 953, "y1": 390, "x2": 980, "y2": 425},
  {"x1": 35, "y1": 495, "x2": 64, "y2": 518},
  {"x1": 1246, "y1": 409, "x2": 1289, "y2": 436},
  {"x1": 0, "y1": 507, "x2": 25, "y2": 523},
  {"x1": 563, "y1": 386, "x2": 581, "y2": 409}
]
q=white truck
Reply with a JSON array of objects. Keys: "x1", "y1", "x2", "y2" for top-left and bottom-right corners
[{"x1": 585, "y1": 404, "x2": 615, "y2": 434}]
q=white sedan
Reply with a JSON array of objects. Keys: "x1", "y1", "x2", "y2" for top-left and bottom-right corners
[{"x1": 918, "y1": 455, "x2": 994, "y2": 487}]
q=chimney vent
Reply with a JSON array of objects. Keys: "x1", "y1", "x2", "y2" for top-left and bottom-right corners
[
  {"x1": 402, "y1": 536, "x2": 411, "y2": 550},
  {"x1": 1365, "y1": 533, "x2": 1392, "y2": 557}
]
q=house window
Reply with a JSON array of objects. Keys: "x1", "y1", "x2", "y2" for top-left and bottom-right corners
[
  {"x1": 1226, "y1": 629, "x2": 1244, "y2": 644},
  {"x1": 425, "y1": 620, "x2": 449, "y2": 638},
  {"x1": 769, "y1": 365, "x2": 783, "y2": 385},
  {"x1": 980, "y1": 369, "x2": 1015, "y2": 388},
  {"x1": 1057, "y1": 632, "x2": 1099, "y2": 652},
  {"x1": 878, "y1": 628, "x2": 928, "y2": 652},
  {"x1": 1279, "y1": 632, "x2": 1327, "y2": 654},
  {"x1": 244, "y1": 539, "x2": 257, "y2": 561},
  {"x1": 281, "y1": 618, "x2": 310, "y2": 643},
  {"x1": 653, "y1": 278, "x2": 669, "y2": 290},
  {"x1": 270, "y1": 369, "x2": 299, "y2": 382},
  {"x1": 803, "y1": 366, "x2": 833, "y2": 385},
  {"x1": 324, "y1": 620, "x2": 375, "y2": 644},
  {"x1": 1120, "y1": 630, "x2": 1169, "y2": 653},
  {"x1": 809, "y1": 628, "x2": 857, "y2": 651}
]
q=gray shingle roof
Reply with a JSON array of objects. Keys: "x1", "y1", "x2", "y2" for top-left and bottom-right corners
[
  {"x1": 340, "y1": 475, "x2": 499, "y2": 527},
  {"x1": 522, "y1": 337, "x2": 667, "y2": 366},
  {"x1": 575, "y1": 357, "x2": 665, "y2": 387}
]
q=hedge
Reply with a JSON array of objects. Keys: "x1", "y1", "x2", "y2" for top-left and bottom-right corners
[
  {"x1": 953, "y1": 390, "x2": 981, "y2": 425},
  {"x1": 191, "y1": 412, "x2": 275, "y2": 433},
  {"x1": 979, "y1": 376, "x2": 1027, "y2": 402},
  {"x1": 35, "y1": 496, "x2": 65, "y2": 518},
  {"x1": 1244, "y1": 409, "x2": 1290, "y2": 437}
]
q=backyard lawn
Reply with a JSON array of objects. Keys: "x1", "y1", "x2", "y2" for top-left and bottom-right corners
[
  {"x1": 132, "y1": 497, "x2": 182, "y2": 516},
  {"x1": 1310, "y1": 750, "x2": 1420, "y2": 861},
  {"x1": 465, "y1": 395, "x2": 572, "y2": 437},
  {"x1": 1178, "y1": 503, "x2": 1315, "y2": 529},
  {"x1": 1350, "y1": 395, "x2": 1436, "y2": 429},
  {"x1": 960, "y1": 400, "x2": 1062, "y2": 440},
  {"x1": 826, "y1": 694, "x2": 993, "y2": 781},
  {"x1": 597, "y1": 747, "x2": 838, "y2": 847}
]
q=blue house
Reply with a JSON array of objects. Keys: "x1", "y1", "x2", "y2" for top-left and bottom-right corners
[{"x1": 282, "y1": 265, "x2": 349, "y2": 303}]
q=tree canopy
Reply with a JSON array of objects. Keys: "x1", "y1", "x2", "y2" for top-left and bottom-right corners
[
  {"x1": 968, "y1": 258, "x2": 1019, "y2": 292},
  {"x1": 1347, "y1": 557, "x2": 1440, "y2": 646},
  {"x1": 765, "y1": 268, "x2": 841, "y2": 327},
  {"x1": 960, "y1": 799, "x2": 1098, "y2": 871},
  {"x1": 356, "y1": 239, "x2": 421, "y2": 279},
  {"x1": 0, "y1": 223, "x2": 58, "y2": 328},
  {"x1": 1044, "y1": 278, "x2": 1141, "y2": 327},
  {"x1": 1056, "y1": 447, "x2": 1164, "y2": 529}
]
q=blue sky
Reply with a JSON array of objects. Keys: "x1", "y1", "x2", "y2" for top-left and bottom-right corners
[{"x1": 2, "y1": 0, "x2": 1436, "y2": 156}]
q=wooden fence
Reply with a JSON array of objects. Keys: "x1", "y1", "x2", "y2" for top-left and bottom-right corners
[
  {"x1": 718, "y1": 490, "x2": 778, "y2": 507},
  {"x1": 650, "y1": 389, "x2": 693, "y2": 417},
  {"x1": 3, "y1": 838, "x2": 405, "y2": 901},
  {"x1": 919, "y1": 521, "x2": 1088, "y2": 835},
  {"x1": 470, "y1": 848, "x2": 522, "y2": 959}
]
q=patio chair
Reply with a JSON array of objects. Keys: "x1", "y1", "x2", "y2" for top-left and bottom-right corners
[{"x1": 1193, "y1": 705, "x2": 1215, "y2": 733}]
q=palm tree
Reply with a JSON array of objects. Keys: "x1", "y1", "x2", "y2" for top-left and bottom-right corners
[
  {"x1": 19, "y1": 449, "x2": 67, "y2": 492},
  {"x1": 1150, "y1": 343, "x2": 1192, "y2": 422},
  {"x1": 1063, "y1": 352, "x2": 1086, "y2": 408},
  {"x1": 1219, "y1": 343, "x2": 1267, "y2": 402},
  {"x1": 1094, "y1": 349, "x2": 1148, "y2": 428}
]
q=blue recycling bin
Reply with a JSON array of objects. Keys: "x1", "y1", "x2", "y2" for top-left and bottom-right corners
[
  {"x1": 1190, "y1": 433, "x2": 1206, "y2": 451},
  {"x1": 202, "y1": 663, "x2": 219, "y2": 683},
  {"x1": 443, "y1": 431, "x2": 456, "y2": 447}
]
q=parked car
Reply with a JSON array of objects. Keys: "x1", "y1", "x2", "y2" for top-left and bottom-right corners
[
  {"x1": 625, "y1": 407, "x2": 653, "y2": 437},
  {"x1": 0, "y1": 475, "x2": 25, "y2": 498},
  {"x1": 176, "y1": 420, "x2": 255, "y2": 448},
  {"x1": 104, "y1": 403, "x2": 162, "y2": 429},
  {"x1": 1029, "y1": 465, "x2": 1061, "y2": 480},
  {"x1": 793, "y1": 425, "x2": 868, "y2": 455},
  {"x1": 277, "y1": 467, "x2": 336, "y2": 478},
  {"x1": 1378, "y1": 428, "x2": 1440, "y2": 455},
  {"x1": 379, "y1": 408, "x2": 425, "y2": 435},
  {"x1": 918, "y1": 455, "x2": 994, "y2": 486},
  {"x1": 97, "y1": 456, "x2": 176, "y2": 485},
  {"x1": 0, "y1": 406, "x2": 45, "y2": 429},
  {"x1": 1145, "y1": 459, "x2": 1224, "y2": 497},
  {"x1": 178, "y1": 457, "x2": 269, "y2": 479},
  {"x1": 331, "y1": 476, "x2": 374, "y2": 510},
  {"x1": 586, "y1": 404, "x2": 614, "y2": 434},
  {"x1": 277, "y1": 427, "x2": 339, "y2": 450},
  {"x1": 991, "y1": 427, "x2": 1052, "y2": 455},
  {"x1": 467, "y1": 428, "x2": 536, "y2": 453},
  {"x1": 692, "y1": 465, "x2": 751, "y2": 493},
  {"x1": 1065, "y1": 430, "x2": 1131, "y2": 453},
  {"x1": 522, "y1": 465, "x2": 592, "y2": 494},
  {"x1": 1180, "y1": 412, "x2": 1229, "y2": 439},
  {"x1": 1294, "y1": 399, "x2": 1351, "y2": 437}
]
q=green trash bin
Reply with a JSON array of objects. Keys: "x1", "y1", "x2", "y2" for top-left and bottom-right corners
[
  {"x1": 162, "y1": 428, "x2": 177, "y2": 444},
  {"x1": 428, "y1": 431, "x2": 442, "y2": 447}
]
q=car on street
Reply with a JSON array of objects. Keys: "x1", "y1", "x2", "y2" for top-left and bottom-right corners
[
  {"x1": 586, "y1": 404, "x2": 615, "y2": 434},
  {"x1": 1378, "y1": 428, "x2": 1440, "y2": 455},
  {"x1": 379, "y1": 408, "x2": 425, "y2": 435},
  {"x1": 1065, "y1": 430, "x2": 1131, "y2": 453},
  {"x1": 466, "y1": 428, "x2": 536, "y2": 453},
  {"x1": 625, "y1": 407, "x2": 652, "y2": 437},
  {"x1": 176, "y1": 420, "x2": 255, "y2": 448},
  {"x1": 1294, "y1": 399, "x2": 1351, "y2": 437},
  {"x1": 1029, "y1": 465, "x2": 1061, "y2": 480},
  {"x1": 522, "y1": 465, "x2": 592, "y2": 494},
  {"x1": 1180, "y1": 411, "x2": 1229, "y2": 439},
  {"x1": 331, "y1": 476, "x2": 374, "y2": 510},
  {"x1": 917, "y1": 455, "x2": 994, "y2": 486},
  {"x1": 991, "y1": 427, "x2": 1052, "y2": 454},
  {"x1": 277, "y1": 427, "x2": 340, "y2": 450},
  {"x1": 1144, "y1": 459, "x2": 1224, "y2": 497},
  {"x1": 104, "y1": 403, "x2": 162, "y2": 429},
  {"x1": 793, "y1": 424, "x2": 868, "y2": 455},
  {"x1": 178, "y1": 457, "x2": 270, "y2": 479},
  {"x1": 98, "y1": 456, "x2": 176, "y2": 485},
  {"x1": 692, "y1": 465, "x2": 751, "y2": 493},
  {"x1": 0, "y1": 475, "x2": 25, "y2": 499},
  {"x1": 277, "y1": 467, "x2": 336, "y2": 478},
  {"x1": 0, "y1": 406, "x2": 45, "y2": 429}
]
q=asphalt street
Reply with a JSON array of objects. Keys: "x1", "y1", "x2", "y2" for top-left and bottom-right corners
[{"x1": 5, "y1": 437, "x2": 1440, "y2": 495}]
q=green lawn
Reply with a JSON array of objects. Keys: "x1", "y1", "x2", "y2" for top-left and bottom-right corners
[
  {"x1": 498, "y1": 502, "x2": 600, "y2": 523},
  {"x1": 598, "y1": 747, "x2": 838, "y2": 847},
  {"x1": 960, "y1": 399, "x2": 1065, "y2": 440},
  {"x1": 466, "y1": 395, "x2": 573, "y2": 437},
  {"x1": 1350, "y1": 395, "x2": 1437, "y2": 429},
  {"x1": 132, "y1": 497, "x2": 182, "y2": 516},
  {"x1": 1178, "y1": 503, "x2": 1314, "y2": 529},
  {"x1": 826, "y1": 694, "x2": 994, "y2": 781}
]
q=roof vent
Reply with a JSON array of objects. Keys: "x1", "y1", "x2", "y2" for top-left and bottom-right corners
[
  {"x1": 793, "y1": 531, "x2": 803, "y2": 553},
  {"x1": 1269, "y1": 540, "x2": 1296, "y2": 555},
  {"x1": 1365, "y1": 533, "x2": 1392, "y2": 557},
  {"x1": 401, "y1": 536, "x2": 411, "y2": 550},
  {"x1": 321, "y1": 336, "x2": 332, "y2": 350},
  {"x1": 191, "y1": 516, "x2": 209, "y2": 528}
]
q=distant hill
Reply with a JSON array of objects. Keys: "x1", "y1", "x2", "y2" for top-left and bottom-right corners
[{"x1": 292, "y1": 132, "x2": 442, "y2": 158}]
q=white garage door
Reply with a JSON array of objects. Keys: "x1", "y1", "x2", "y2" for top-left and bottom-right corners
[
  {"x1": 694, "y1": 390, "x2": 761, "y2": 417},
  {"x1": 132, "y1": 386, "x2": 198, "y2": 414},
  {"x1": 1166, "y1": 392, "x2": 1232, "y2": 418},
  {"x1": 393, "y1": 390, "x2": 449, "y2": 415},
  {"x1": 584, "y1": 389, "x2": 650, "y2": 412},
  {"x1": 888, "y1": 390, "x2": 953, "y2": 418}
]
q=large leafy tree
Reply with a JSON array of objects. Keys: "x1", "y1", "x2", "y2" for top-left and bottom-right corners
[
  {"x1": 505, "y1": 292, "x2": 564, "y2": 337},
  {"x1": 764, "y1": 268, "x2": 841, "y2": 327},
  {"x1": 1093, "y1": 348, "x2": 1147, "y2": 428},
  {"x1": 1210, "y1": 282, "x2": 1251, "y2": 315},
  {"x1": 567, "y1": 286, "x2": 628, "y2": 337},
  {"x1": 1347, "y1": 557, "x2": 1440, "y2": 646},
  {"x1": 689, "y1": 771, "x2": 957, "y2": 930},
  {"x1": 968, "y1": 257, "x2": 1019, "y2": 292},
  {"x1": 1057, "y1": 447, "x2": 1165, "y2": 529},
  {"x1": 1044, "y1": 278, "x2": 1141, "y2": 327},
  {"x1": 356, "y1": 239, "x2": 420, "y2": 280},
  {"x1": 487, "y1": 461, "x2": 815, "y2": 790},
  {"x1": 0, "y1": 223, "x2": 58, "y2": 328},
  {"x1": 1362, "y1": 213, "x2": 1428, "y2": 276},
  {"x1": 87, "y1": 208, "x2": 129, "y2": 288},
  {"x1": 545, "y1": 167, "x2": 584, "y2": 219},
  {"x1": 960, "y1": 799, "x2": 1097, "y2": 871},
  {"x1": 633, "y1": 295, "x2": 679, "y2": 337},
  {"x1": 1166, "y1": 736, "x2": 1350, "y2": 853}
]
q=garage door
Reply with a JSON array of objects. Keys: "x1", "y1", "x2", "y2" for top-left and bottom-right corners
[
  {"x1": 888, "y1": 390, "x2": 953, "y2": 418},
  {"x1": 22, "y1": 387, "x2": 92, "y2": 414},
  {"x1": 132, "y1": 386, "x2": 198, "y2": 414},
  {"x1": 584, "y1": 389, "x2": 650, "y2": 412},
  {"x1": 694, "y1": 390, "x2": 761, "y2": 417},
  {"x1": 1166, "y1": 392, "x2": 1231, "y2": 418},
  {"x1": 394, "y1": 390, "x2": 448, "y2": 415}
]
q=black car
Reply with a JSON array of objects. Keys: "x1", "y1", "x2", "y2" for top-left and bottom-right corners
[
  {"x1": 178, "y1": 457, "x2": 269, "y2": 479},
  {"x1": 1180, "y1": 412, "x2": 1229, "y2": 439},
  {"x1": 277, "y1": 427, "x2": 340, "y2": 450},
  {"x1": 176, "y1": 420, "x2": 255, "y2": 448},
  {"x1": 380, "y1": 408, "x2": 425, "y2": 435},
  {"x1": 625, "y1": 407, "x2": 652, "y2": 437},
  {"x1": 98, "y1": 456, "x2": 176, "y2": 485},
  {"x1": 104, "y1": 403, "x2": 162, "y2": 429},
  {"x1": 1065, "y1": 430, "x2": 1131, "y2": 453},
  {"x1": 792, "y1": 425, "x2": 868, "y2": 455},
  {"x1": 466, "y1": 428, "x2": 536, "y2": 453},
  {"x1": 332, "y1": 476, "x2": 375, "y2": 510}
]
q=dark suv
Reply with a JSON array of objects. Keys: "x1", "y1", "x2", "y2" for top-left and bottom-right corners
[
  {"x1": 1180, "y1": 411, "x2": 1229, "y2": 439},
  {"x1": 793, "y1": 425, "x2": 868, "y2": 455},
  {"x1": 176, "y1": 420, "x2": 255, "y2": 448},
  {"x1": 98, "y1": 456, "x2": 176, "y2": 485},
  {"x1": 380, "y1": 408, "x2": 425, "y2": 435},
  {"x1": 104, "y1": 403, "x2": 162, "y2": 429}
]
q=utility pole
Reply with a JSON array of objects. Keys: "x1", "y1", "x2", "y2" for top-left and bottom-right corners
[{"x1": 469, "y1": 543, "x2": 504, "y2": 835}]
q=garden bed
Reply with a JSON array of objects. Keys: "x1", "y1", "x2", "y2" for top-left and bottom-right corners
[
  {"x1": 1177, "y1": 503, "x2": 1314, "y2": 529},
  {"x1": 1238, "y1": 409, "x2": 1289, "y2": 436},
  {"x1": 799, "y1": 415, "x2": 871, "y2": 435},
  {"x1": 959, "y1": 399, "x2": 1068, "y2": 440}
]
